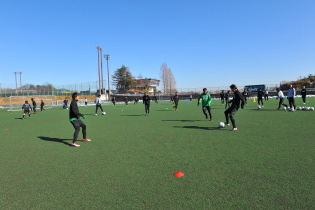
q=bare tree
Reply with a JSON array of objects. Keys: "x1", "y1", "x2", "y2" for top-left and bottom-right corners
[{"x1": 160, "y1": 63, "x2": 176, "y2": 94}]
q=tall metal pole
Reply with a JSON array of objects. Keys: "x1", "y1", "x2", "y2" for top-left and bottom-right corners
[
  {"x1": 14, "y1": 72, "x2": 18, "y2": 93},
  {"x1": 96, "y1": 46, "x2": 102, "y2": 96},
  {"x1": 104, "y1": 54, "x2": 111, "y2": 99},
  {"x1": 100, "y1": 48, "x2": 104, "y2": 94}
]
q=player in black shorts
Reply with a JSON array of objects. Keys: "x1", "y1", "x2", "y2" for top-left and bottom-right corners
[{"x1": 22, "y1": 100, "x2": 32, "y2": 119}]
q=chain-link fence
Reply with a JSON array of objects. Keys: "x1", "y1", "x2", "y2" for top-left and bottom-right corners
[{"x1": 0, "y1": 82, "x2": 282, "y2": 97}]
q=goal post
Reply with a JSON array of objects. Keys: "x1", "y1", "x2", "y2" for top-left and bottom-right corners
[{"x1": 8, "y1": 96, "x2": 57, "y2": 111}]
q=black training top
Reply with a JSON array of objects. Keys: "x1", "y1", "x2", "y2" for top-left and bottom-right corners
[
  {"x1": 143, "y1": 95, "x2": 151, "y2": 104},
  {"x1": 301, "y1": 88, "x2": 307, "y2": 96},
  {"x1": 257, "y1": 90, "x2": 264, "y2": 98},
  {"x1": 69, "y1": 100, "x2": 83, "y2": 119},
  {"x1": 173, "y1": 95, "x2": 179, "y2": 102},
  {"x1": 230, "y1": 90, "x2": 245, "y2": 110}
]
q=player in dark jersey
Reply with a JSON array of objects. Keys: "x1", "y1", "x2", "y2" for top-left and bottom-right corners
[
  {"x1": 40, "y1": 100, "x2": 45, "y2": 111},
  {"x1": 224, "y1": 90, "x2": 230, "y2": 108},
  {"x1": 125, "y1": 97, "x2": 129, "y2": 105},
  {"x1": 111, "y1": 97, "x2": 116, "y2": 106},
  {"x1": 224, "y1": 84, "x2": 245, "y2": 131},
  {"x1": 173, "y1": 92, "x2": 180, "y2": 111},
  {"x1": 31, "y1": 98, "x2": 37, "y2": 113},
  {"x1": 220, "y1": 90, "x2": 225, "y2": 104},
  {"x1": 63, "y1": 98, "x2": 69, "y2": 109},
  {"x1": 69, "y1": 92, "x2": 91, "y2": 147},
  {"x1": 257, "y1": 89, "x2": 264, "y2": 107},
  {"x1": 143, "y1": 93, "x2": 151, "y2": 116},
  {"x1": 241, "y1": 89, "x2": 248, "y2": 108},
  {"x1": 22, "y1": 100, "x2": 32, "y2": 119},
  {"x1": 301, "y1": 86, "x2": 307, "y2": 104}
]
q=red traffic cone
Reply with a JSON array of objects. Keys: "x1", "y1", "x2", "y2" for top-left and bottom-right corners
[{"x1": 173, "y1": 171, "x2": 185, "y2": 177}]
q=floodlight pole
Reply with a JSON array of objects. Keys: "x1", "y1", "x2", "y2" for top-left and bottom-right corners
[
  {"x1": 96, "y1": 46, "x2": 103, "y2": 96},
  {"x1": 104, "y1": 54, "x2": 111, "y2": 99}
]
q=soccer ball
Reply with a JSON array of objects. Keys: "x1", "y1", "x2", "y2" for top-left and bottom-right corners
[
  {"x1": 289, "y1": 107, "x2": 294, "y2": 111},
  {"x1": 283, "y1": 107, "x2": 287, "y2": 110},
  {"x1": 302, "y1": 107, "x2": 306, "y2": 110},
  {"x1": 102, "y1": 112, "x2": 106, "y2": 115},
  {"x1": 306, "y1": 107, "x2": 311, "y2": 111},
  {"x1": 297, "y1": 107, "x2": 301, "y2": 110},
  {"x1": 258, "y1": 105, "x2": 261, "y2": 110},
  {"x1": 218, "y1": 122, "x2": 225, "y2": 128},
  {"x1": 310, "y1": 107, "x2": 314, "y2": 111}
]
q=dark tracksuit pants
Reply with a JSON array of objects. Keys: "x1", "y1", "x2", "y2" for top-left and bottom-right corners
[
  {"x1": 302, "y1": 96, "x2": 306, "y2": 103},
  {"x1": 258, "y1": 97, "x2": 263, "y2": 105},
  {"x1": 144, "y1": 103, "x2": 150, "y2": 113},
  {"x1": 287, "y1": 97, "x2": 296, "y2": 109},
  {"x1": 96, "y1": 104, "x2": 104, "y2": 113},
  {"x1": 173, "y1": 101, "x2": 179, "y2": 109},
  {"x1": 202, "y1": 106, "x2": 212, "y2": 119},
  {"x1": 278, "y1": 98, "x2": 288, "y2": 109},
  {"x1": 70, "y1": 120, "x2": 86, "y2": 143},
  {"x1": 225, "y1": 107, "x2": 238, "y2": 128}
]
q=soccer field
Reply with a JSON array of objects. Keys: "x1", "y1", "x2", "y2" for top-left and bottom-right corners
[{"x1": 1, "y1": 98, "x2": 314, "y2": 209}]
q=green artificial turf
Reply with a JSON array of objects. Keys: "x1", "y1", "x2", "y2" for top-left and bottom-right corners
[{"x1": 0, "y1": 97, "x2": 314, "y2": 209}]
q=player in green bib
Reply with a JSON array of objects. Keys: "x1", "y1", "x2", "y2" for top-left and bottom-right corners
[{"x1": 198, "y1": 88, "x2": 213, "y2": 121}]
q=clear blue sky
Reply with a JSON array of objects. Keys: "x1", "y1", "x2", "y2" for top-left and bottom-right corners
[{"x1": 0, "y1": 0, "x2": 314, "y2": 90}]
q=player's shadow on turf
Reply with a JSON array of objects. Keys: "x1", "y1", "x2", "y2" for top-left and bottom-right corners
[
  {"x1": 120, "y1": 114, "x2": 143, "y2": 116},
  {"x1": 251, "y1": 109, "x2": 278, "y2": 111},
  {"x1": 156, "y1": 110, "x2": 172, "y2": 111},
  {"x1": 174, "y1": 126, "x2": 227, "y2": 131},
  {"x1": 15, "y1": 117, "x2": 24, "y2": 120},
  {"x1": 37, "y1": 136, "x2": 73, "y2": 146},
  {"x1": 163, "y1": 120, "x2": 204, "y2": 122}
]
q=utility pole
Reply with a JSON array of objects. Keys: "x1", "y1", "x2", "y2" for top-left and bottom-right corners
[
  {"x1": 14, "y1": 72, "x2": 22, "y2": 93},
  {"x1": 96, "y1": 46, "x2": 104, "y2": 96},
  {"x1": 104, "y1": 54, "x2": 111, "y2": 99}
]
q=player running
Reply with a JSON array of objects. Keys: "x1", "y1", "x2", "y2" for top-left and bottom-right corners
[
  {"x1": 224, "y1": 84, "x2": 245, "y2": 131},
  {"x1": 257, "y1": 89, "x2": 264, "y2": 107},
  {"x1": 276, "y1": 88, "x2": 288, "y2": 110},
  {"x1": 111, "y1": 97, "x2": 116, "y2": 106},
  {"x1": 173, "y1": 92, "x2": 179, "y2": 111},
  {"x1": 69, "y1": 92, "x2": 91, "y2": 147},
  {"x1": 95, "y1": 95, "x2": 105, "y2": 115},
  {"x1": 197, "y1": 88, "x2": 213, "y2": 121},
  {"x1": 143, "y1": 93, "x2": 151, "y2": 116},
  {"x1": 22, "y1": 100, "x2": 32, "y2": 119},
  {"x1": 31, "y1": 98, "x2": 37, "y2": 113}
]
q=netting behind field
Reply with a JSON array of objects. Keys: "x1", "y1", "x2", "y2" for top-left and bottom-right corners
[{"x1": 8, "y1": 96, "x2": 56, "y2": 111}]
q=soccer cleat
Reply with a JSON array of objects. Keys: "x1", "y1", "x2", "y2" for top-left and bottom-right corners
[
  {"x1": 82, "y1": 138, "x2": 92, "y2": 142},
  {"x1": 231, "y1": 128, "x2": 238, "y2": 131},
  {"x1": 102, "y1": 112, "x2": 106, "y2": 115},
  {"x1": 224, "y1": 122, "x2": 230, "y2": 126},
  {"x1": 71, "y1": 142, "x2": 80, "y2": 147}
]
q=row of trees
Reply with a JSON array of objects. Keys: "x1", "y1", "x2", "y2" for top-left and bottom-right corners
[
  {"x1": 112, "y1": 63, "x2": 177, "y2": 94},
  {"x1": 281, "y1": 74, "x2": 315, "y2": 90}
]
